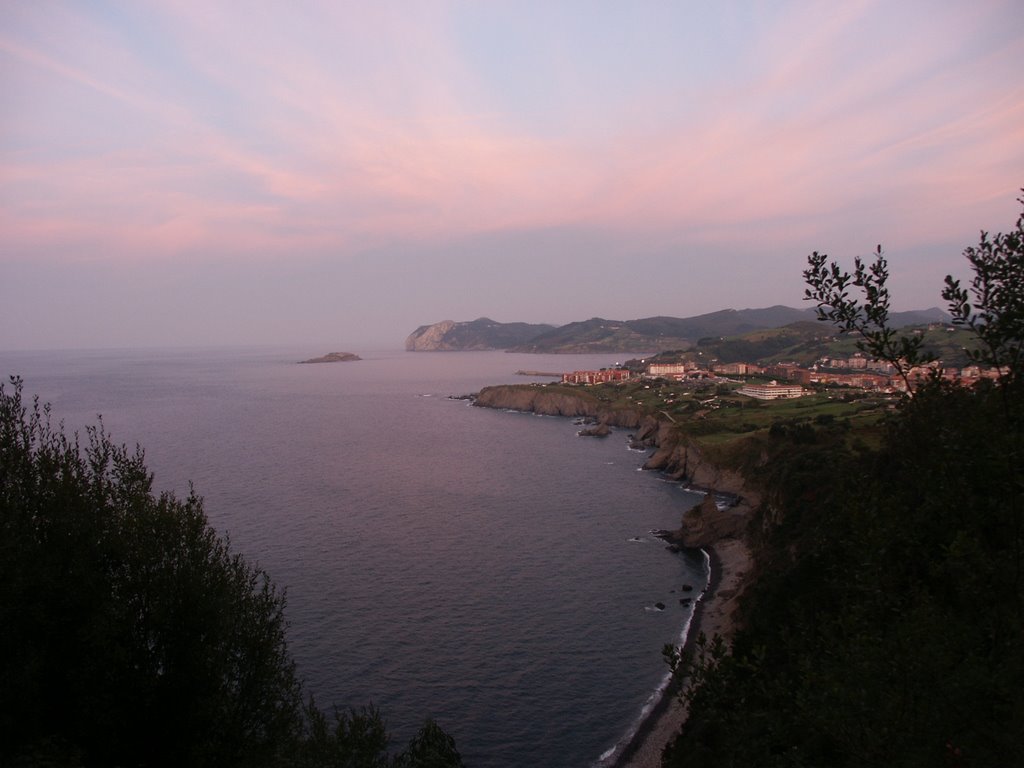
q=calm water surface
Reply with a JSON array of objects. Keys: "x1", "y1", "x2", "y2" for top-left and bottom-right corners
[{"x1": 1, "y1": 347, "x2": 706, "y2": 767}]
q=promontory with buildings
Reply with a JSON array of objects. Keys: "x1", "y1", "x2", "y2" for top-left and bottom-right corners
[
  {"x1": 408, "y1": 307, "x2": 995, "y2": 393},
  {"x1": 464, "y1": 306, "x2": 1010, "y2": 768}
]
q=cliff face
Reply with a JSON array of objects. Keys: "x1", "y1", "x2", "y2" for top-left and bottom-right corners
[
  {"x1": 640, "y1": 423, "x2": 760, "y2": 547},
  {"x1": 641, "y1": 423, "x2": 748, "y2": 496},
  {"x1": 406, "y1": 320, "x2": 458, "y2": 351},
  {"x1": 405, "y1": 318, "x2": 556, "y2": 351},
  {"x1": 473, "y1": 385, "x2": 643, "y2": 427},
  {"x1": 674, "y1": 492, "x2": 752, "y2": 548}
]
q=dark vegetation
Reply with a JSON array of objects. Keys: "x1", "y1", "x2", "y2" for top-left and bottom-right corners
[
  {"x1": 662, "y1": 195, "x2": 1024, "y2": 766},
  {"x1": 0, "y1": 382, "x2": 463, "y2": 767}
]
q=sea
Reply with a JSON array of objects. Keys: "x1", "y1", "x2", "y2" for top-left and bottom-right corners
[{"x1": 0, "y1": 346, "x2": 707, "y2": 768}]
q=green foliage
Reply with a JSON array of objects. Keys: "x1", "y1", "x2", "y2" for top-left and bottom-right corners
[
  {"x1": 0, "y1": 377, "x2": 303, "y2": 766},
  {"x1": 0, "y1": 377, "x2": 463, "y2": 768},
  {"x1": 804, "y1": 245, "x2": 935, "y2": 390},
  {"x1": 297, "y1": 703, "x2": 392, "y2": 768},
  {"x1": 295, "y1": 707, "x2": 464, "y2": 768},
  {"x1": 942, "y1": 192, "x2": 1024, "y2": 382}
]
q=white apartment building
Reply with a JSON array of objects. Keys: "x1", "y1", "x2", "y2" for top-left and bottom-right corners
[
  {"x1": 736, "y1": 382, "x2": 806, "y2": 400},
  {"x1": 647, "y1": 363, "x2": 688, "y2": 377}
]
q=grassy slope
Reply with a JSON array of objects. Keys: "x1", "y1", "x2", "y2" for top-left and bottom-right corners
[
  {"x1": 563, "y1": 378, "x2": 890, "y2": 450},
  {"x1": 639, "y1": 322, "x2": 978, "y2": 367}
]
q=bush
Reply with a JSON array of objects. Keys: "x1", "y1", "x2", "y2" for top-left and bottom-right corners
[{"x1": 0, "y1": 378, "x2": 302, "y2": 766}]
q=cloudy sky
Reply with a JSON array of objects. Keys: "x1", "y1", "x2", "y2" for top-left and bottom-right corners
[{"x1": 2, "y1": 1, "x2": 1022, "y2": 350}]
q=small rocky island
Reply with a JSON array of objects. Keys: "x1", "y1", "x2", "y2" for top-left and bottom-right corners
[{"x1": 298, "y1": 352, "x2": 361, "y2": 364}]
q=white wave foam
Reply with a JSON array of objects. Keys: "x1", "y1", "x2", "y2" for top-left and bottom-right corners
[{"x1": 593, "y1": 548, "x2": 712, "y2": 767}]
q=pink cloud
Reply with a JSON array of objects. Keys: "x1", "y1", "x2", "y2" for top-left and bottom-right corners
[
  {"x1": 2, "y1": 1, "x2": 1022, "y2": 270},
  {"x1": 0, "y1": 36, "x2": 132, "y2": 104}
]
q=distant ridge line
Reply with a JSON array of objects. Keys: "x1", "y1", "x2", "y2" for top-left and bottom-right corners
[{"x1": 405, "y1": 307, "x2": 951, "y2": 354}]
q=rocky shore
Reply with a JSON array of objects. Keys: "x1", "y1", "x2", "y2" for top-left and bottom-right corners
[
  {"x1": 472, "y1": 384, "x2": 757, "y2": 766},
  {"x1": 473, "y1": 384, "x2": 646, "y2": 427},
  {"x1": 614, "y1": 538, "x2": 751, "y2": 768}
]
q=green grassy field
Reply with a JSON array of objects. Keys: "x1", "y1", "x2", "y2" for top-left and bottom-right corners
[{"x1": 558, "y1": 378, "x2": 895, "y2": 449}]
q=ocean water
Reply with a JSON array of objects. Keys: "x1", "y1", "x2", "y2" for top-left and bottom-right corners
[{"x1": 0, "y1": 347, "x2": 706, "y2": 767}]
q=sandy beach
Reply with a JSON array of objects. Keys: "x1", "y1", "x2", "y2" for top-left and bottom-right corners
[{"x1": 613, "y1": 537, "x2": 752, "y2": 768}]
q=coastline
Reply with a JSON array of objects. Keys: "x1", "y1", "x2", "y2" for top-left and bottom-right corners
[
  {"x1": 610, "y1": 537, "x2": 750, "y2": 768},
  {"x1": 468, "y1": 389, "x2": 754, "y2": 767}
]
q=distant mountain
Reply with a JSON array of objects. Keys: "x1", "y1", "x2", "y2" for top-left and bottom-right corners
[
  {"x1": 508, "y1": 306, "x2": 814, "y2": 353},
  {"x1": 889, "y1": 307, "x2": 952, "y2": 326},
  {"x1": 506, "y1": 317, "x2": 691, "y2": 354},
  {"x1": 640, "y1": 306, "x2": 814, "y2": 342},
  {"x1": 405, "y1": 318, "x2": 557, "y2": 351},
  {"x1": 405, "y1": 307, "x2": 952, "y2": 353}
]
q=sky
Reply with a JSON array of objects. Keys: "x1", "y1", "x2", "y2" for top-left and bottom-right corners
[{"x1": 2, "y1": 1, "x2": 1023, "y2": 351}]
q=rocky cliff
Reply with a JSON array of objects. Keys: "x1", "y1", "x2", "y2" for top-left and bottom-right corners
[
  {"x1": 639, "y1": 423, "x2": 748, "y2": 495},
  {"x1": 405, "y1": 318, "x2": 556, "y2": 351},
  {"x1": 673, "y1": 492, "x2": 752, "y2": 548},
  {"x1": 473, "y1": 385, "x2": 643, "y2": 427},
  {"x1": 637, "y1": 422, "x2": 760, "y2": 547},
  {"x1": 406, "y1": 321, "x2": 458, "y2": 351}
]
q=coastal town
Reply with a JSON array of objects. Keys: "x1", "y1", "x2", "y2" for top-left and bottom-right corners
[{"x1": 558, "y1": 340, "x2": 1004, "y2": 398}]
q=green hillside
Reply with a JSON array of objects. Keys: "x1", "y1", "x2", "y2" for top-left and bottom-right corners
[{"x1": 638, "y1": 321, "x2": 977, "y2": 368}]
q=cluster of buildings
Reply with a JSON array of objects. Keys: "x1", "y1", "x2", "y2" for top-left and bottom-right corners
[
  {"x1": 763, "y1": 358, "x2": 1004, "y2": 392},
  {"x1": 561, "y1": 364, "x2": 809, "y2": 400},
  {"x1": 761, "y1": 363, "x2": 890, "y2": 390},
  {"x1": 560, "y1": 368, "x2": 632, "y2": 385},
  {"x1": 817, "y1": 353, "x2": 897, "y2": 374},
  {"x1": 560, "y1": 352, "x2": 1004, "y2": 398}
]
